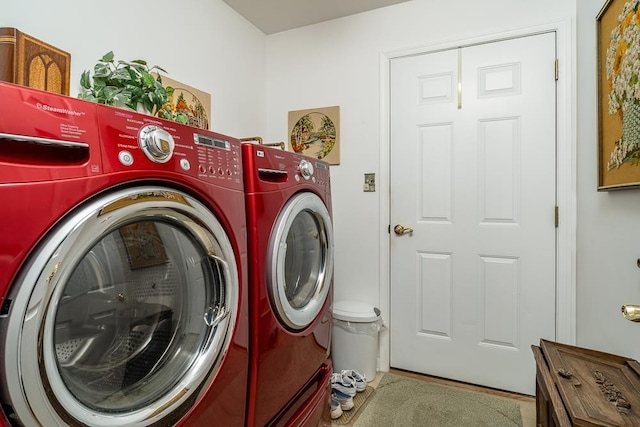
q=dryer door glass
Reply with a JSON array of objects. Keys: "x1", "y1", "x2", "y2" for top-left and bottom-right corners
[
  {"x1": 269, "y1": 192, "x2": 334, "y2": 330},
  {"x1": 2, "y1": 187, "x2": 239, "y2": 426},
  {"x1": 284, "y1": 210, "x2": 323, "y2": 308}
]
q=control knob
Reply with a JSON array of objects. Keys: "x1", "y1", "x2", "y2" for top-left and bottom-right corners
[
  {"x1": 138, "y1": 125, "x2": 175, "y2": 163},
  {"x1": 299, "y1": 159, "x2": 314, "y2": 180}
]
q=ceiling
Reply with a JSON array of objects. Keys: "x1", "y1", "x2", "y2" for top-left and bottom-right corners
[{"x1": 222, "y1": 0, "x2": 411, "y2": 35}]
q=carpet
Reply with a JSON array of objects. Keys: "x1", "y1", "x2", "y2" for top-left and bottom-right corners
[{"x1": 351, "y1": 374, "x2": 523, "y2": 427}]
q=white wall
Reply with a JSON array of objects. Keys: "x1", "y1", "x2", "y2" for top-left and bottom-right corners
[
  {"x1": 7, "y1": 0, "x2": 640, "y2": 365},
  {"x1": 265, "y1": 0, "x2": 576, "y2": 332},
  {"x1": 266, "y1": 0, "x2": 640, "y2": 362},
  {"x1": 3, "y1": 0, "x2": 266, "y2": 138},
  {"x1": 577, "y1": 1, "x2": 640, "y2": 358}
]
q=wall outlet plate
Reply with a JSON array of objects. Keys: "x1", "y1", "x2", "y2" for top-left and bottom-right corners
[{"x1": 364, "y1": 173, "x2": 375, "y2": 192}]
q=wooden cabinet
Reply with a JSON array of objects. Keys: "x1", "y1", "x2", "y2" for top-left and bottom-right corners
[{"x1": 533, "y1": 339, "x2": 640, "y2": 426}]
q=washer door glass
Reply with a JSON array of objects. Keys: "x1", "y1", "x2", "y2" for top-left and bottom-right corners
[
  {"x1": 2, "y1": 187, "x2": 238, "y2": 426},
  {"x1": 269, "y1": 192, "x2": 333, "y2": 330},
  {"x1": 56, "y1": 220, "x2": 218, "y2": 411}
]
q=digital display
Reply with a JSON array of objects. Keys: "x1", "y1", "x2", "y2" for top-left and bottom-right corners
[
  {"x1": 315, "y1": 162, "x2": 329, "y2": 170},
  {"x1": 194, "y1": 134, "x2": 230, "y2": 150}
]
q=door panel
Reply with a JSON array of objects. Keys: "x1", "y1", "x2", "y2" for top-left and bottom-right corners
[{"x1": 390, "y1": 32, "x2": 556, "y2": 395}]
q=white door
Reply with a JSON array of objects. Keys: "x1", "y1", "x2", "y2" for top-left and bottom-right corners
[{"x1": 389, "y1": 32, "x2": 557, "y2": 395}]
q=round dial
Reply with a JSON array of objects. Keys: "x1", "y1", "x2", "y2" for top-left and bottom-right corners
[
  {"x1": 138, "y1": 125, "x2": 175, "y2": 163},
  {"x1": 299, "y1": 159, "x2": 314, "y2": 180}
]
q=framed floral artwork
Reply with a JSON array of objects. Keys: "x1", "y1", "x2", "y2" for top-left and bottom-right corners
[
  {"x1": 157, "y1": 75, "x2": 211, "y2": 130},
  {"x1": 598, "y1": 0, "x2": 640, "y2": 189},
  {"x1": 288, "y1": 106, "x2": 340, "y2": 165}
]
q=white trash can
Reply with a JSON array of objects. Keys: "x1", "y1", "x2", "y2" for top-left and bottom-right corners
[{"x1": 331, "y1": 300, "x2": 382, "y2": 382}]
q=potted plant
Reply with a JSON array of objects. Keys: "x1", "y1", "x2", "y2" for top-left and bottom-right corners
[{"x1": 79, "y1": 51, "x2": 187, "y2": 124}]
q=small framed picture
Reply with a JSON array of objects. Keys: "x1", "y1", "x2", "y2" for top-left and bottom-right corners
[
  {"x1": 158, "y1": 75, "x2": 211, "y2": 130},
  {"x1": 119, "y1": 222, "x2": 168, "y2": 270},
  {"x1": 288, "y1": 106, "x2": 340, "y2": 165}
]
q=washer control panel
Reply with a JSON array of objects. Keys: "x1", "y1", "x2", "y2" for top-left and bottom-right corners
[{"x1": 96, "y1": 105, "x2": 242, "y2": 190}]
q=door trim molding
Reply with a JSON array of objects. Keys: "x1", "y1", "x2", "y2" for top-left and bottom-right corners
[{"x1": 378, "y1": 19, "x2": 576, "y2": 373}]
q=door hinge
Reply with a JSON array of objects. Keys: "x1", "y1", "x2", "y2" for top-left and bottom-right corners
[
  {"x1": 555, "y1": 59, "x2": 559, "y2": 81},
  {"x1": 555, "y1": 206, "x2": 559, "y2": 227}
]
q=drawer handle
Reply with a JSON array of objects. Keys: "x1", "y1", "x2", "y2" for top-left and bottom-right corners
[{"x1": 557, "y1": 368, "x2": 572, "y2": 379}]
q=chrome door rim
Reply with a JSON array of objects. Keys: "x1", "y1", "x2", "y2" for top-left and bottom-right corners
[
  {"x1": 1, "y1": 186, "x2": 239, "y2": 426},
  {"x1": 267, "y1": 192, "x2": 333, "y2": 330}
]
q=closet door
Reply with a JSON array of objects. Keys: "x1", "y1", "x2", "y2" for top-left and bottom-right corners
[{"x1": 390, "y1": 32, "x2": 557, "y2": 395}]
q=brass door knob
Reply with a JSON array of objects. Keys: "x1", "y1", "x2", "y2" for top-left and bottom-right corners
[
  {"x1": 394, "y1": 224, "x2": 414, "y2": 235},
  {"x1": 622, "y1": 304, "x2": 640, "y2": 322}
]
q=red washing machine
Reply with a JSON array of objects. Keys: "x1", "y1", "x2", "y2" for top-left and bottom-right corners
[
  {"x1": 242, "y1": 143, "x2": 333, "y2": 427},
  {"x1": 0, "y1": 82, "x2": 248, "y2": 426}
]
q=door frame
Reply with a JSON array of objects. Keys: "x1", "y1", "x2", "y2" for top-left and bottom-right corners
[{"x1": 378, "y1": 19, "x2": 576, "y2": 373}]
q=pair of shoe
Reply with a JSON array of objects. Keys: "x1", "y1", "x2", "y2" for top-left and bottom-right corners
[
  {"x1": 330, "y1": 397, "x2": 342, "y2": 419},
  {"x1": 332, "y1": 370, "x2": 367, "y2": 395},
  {"x1": 330, "y1": 389, "x2": 353, "y2": 419},
  {"x1": 341, "y1": 369, "x2": 367, "y2": 392},
  {"x1": 329, "y1": 370, "x2": 368, "y2": 419}
]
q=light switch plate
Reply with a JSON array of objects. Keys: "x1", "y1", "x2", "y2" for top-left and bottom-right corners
[{"x1": 364, "y1": 173, "x2": 375, "y2": 192}]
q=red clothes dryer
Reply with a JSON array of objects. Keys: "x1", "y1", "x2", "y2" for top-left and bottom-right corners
[
  {"x1": 0, "y1": 83, "x2": 248, "y2": 426},
  {"x1": 242, "y1": 143, "x2": 334, "y2": 426}
]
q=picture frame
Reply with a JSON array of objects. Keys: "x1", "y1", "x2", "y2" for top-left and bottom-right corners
[
  {"x1": 288, "y1": 106, "x2": 340, "y2": 165},
  {"x1": 597, "y1": 0, "x2": 640, "y2": 190},
  {"x1": 119, "y1": 222, "x2": 168, "y2": 270},
  {"x1": 158, "y1": 75, "x2": 211, "y2": 130}
]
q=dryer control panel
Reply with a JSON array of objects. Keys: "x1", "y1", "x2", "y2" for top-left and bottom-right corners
[
  {"x1": 241, "y1": 143, "x2": 331, "y2": 195},
  {"x1": 96, "y1": 105, "x2": 243, "y2": 190}
]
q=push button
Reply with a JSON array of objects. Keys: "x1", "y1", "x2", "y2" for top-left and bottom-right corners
[{"x1": 118, "y1": 150, "x2": 134, "y2": 166}]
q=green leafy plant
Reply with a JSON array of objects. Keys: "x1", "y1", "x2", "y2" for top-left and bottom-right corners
[{"x1": 79, "y1": 51, "x2": 185, "y2": 122}]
